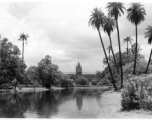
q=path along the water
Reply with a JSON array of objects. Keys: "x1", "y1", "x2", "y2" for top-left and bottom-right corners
[{"x1": 97, "y1": 90, "x2": 152, "y2": 118}]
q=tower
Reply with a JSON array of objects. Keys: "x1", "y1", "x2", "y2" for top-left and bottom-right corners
[{"x1": 76, "y1": 62, "x2": 82, "y2": 76}]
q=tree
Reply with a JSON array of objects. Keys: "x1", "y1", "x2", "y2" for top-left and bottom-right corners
[
  {"x1": 144, "y1": 25, "x2": 152, "y2": 74},
  {"x1": 0, "y1": 37, "x2": 27, "y2": 88},
  {"x1": 104, "y1": 16, "x2": 119, "y2": 73},
  {"x1": 18, "y1": 33, "x2": 29, "y2": 62},
  {"x1": 36, "y1": 55, "x2": 59, "y2": 89},
  {"x1": 106, "y1": 2, "x2": 125, "y2": 88},
  {"x1": 75, "y1": 76, "x2": 89, "y2": 86},
  {"x1": 106, "y1": 45, "x2": 111, "y2": 58},
  {"x1": 127, "y1": 3, "x2": 146, "y2": 75},
  {"x1": 89, "y1": 8, "x2": 117, "y2": 90},
  {"x1": 123, "y1": 36, "x2": 133, "y2": 54},
  {"x1": 26, "y1": 66, "x2": 39, "y2": 90}
]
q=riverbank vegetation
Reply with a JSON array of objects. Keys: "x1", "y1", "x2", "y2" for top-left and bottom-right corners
[
  {"x1": 89, "y1": 2, "x2": 152, "y2": 112},
  {"x1": 0, "y1": 37, "x2": 110, "y2": 90}
]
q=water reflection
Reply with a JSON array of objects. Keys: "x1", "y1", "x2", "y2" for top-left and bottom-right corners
[{"x1": 0, "y1": 87, "x2": 110, "y2": 118}]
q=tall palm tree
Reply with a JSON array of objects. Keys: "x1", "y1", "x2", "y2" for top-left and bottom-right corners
[
  {"x1": 106, "y1": 45, "x2": 111, "y2": 58},
  {"x1": 127, "y1": 3, "x2": 146, "y2": 75},
  {"x1": 18, "y1": 33, "x2": 29, "y2": 62},
  {"x1": 89, "y1": 8, "x2": 117, "y2": 90},
  {"x1": 103, "y1": 17, "x2": 119, "y2": 74},
  {"x1": 106, "y1": 2, "x2": 125, "y2": 88},
  {"x1": 144, "y1": 25, "x2": 152, "y2": 74},
  {"x1": 123, "y1": 36, "x2": 133, "y2": 54}
]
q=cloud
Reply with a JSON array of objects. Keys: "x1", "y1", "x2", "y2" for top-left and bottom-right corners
[{"x1": 0, "y1": 1, "x2": 152, "y2": 73}]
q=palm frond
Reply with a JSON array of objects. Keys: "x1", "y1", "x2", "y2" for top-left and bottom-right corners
[
  {"x1": 123, "y1": 36, "x2": 133, "y2": 43},
  {"x1": 103, "y1": 16, "x2": 116, "y2": 36},
  {"x1": 127, "y1": 3, "x2": 146, "y2": 25},
  {"x1": 145, "y1": 25, "x2": 152, "y2": 44},
  {"x1": 106, "y1": 2, "x2": 125, "y2": 20},
  {"x1": 18, "y1": 33, "x2": 30, "y2": 43},
  {"x1": 89, "y1": 8, "x2": 106, "y2": 30}
]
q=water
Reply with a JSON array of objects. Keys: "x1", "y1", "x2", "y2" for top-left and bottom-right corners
[{"x1": 0, "y1": 87, "x2": 110, "y2": 118}]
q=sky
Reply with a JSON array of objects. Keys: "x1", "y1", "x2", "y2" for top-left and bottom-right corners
[{"x1": 0, "y1": 0, "x2": 152, "y2": 73}]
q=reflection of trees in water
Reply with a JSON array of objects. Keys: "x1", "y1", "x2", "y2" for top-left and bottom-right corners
[
  {"x1": 0, "y1": 87, "x2": 110, "y2": 118},
  {"x1": 0, "y1": 89, "x2": 75, "y2": 118},
  {"x1": 0, "y1": 93, "x2": 25, "y2": 118}
]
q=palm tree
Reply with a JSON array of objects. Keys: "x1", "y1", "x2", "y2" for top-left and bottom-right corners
[
  {"x1": 123, "y1": 36, "x2": 133, "y2": 54},
  {"x1": 144, "y1": 25, "x2": 152, "y2": 74},
  {"x1": 89, "y1": 8, "x2": 117, "y2": 90},
  {"x1": 106, "y1": 45, "x2": 111, "y2": 58},
  {"x1": 18, "y1": 33, "x2": 29, "y2": 62},
  {"x1": 127, "y1": 3, "x2": 146, "y2": 75},
  {"x1": 106, "y1": 2, "x2": 125, "y2": 88},
  {"x1": 103, "y1": 17, "x2": 119, "y2": 74}
]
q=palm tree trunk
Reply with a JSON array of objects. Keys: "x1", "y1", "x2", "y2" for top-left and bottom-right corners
[
  {"x1": 109, "y1": 34, "x2": 119, "y2": 74},
  {"x1": 98, "y1": 30, "x2": 117, "y2": 90},
  {"x1": 133, "y1": 25, "x2": 138, "y2": 75},
  {"x1": 145, "y1": 48, "x2": 152, "y2": 74},
  {"x1": 116, "y1": 19, "x2": 123, "y2": 88},
  {"x1": 22, "y1": 40, "x2": 24, "y2": 62},
  {"x1": 127, "y1": 41, "x2": 128, "y2": 55}
]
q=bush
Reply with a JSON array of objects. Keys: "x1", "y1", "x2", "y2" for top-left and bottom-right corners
[
  {"x1": 98, "y1": 77, "x2": 111, "y2": 86},
  {"x1": 60, "y1": 78, "x2": 75, "y2": 88},
  {"x1": 91, "y1": 80, "x2": 98, "y2": 85},
  {"x1": 75, "y1": 76, "x2": 89, "y2": 86},
  {"x1": 121, "y1": 75, "x2": 152, "y2": 110}
]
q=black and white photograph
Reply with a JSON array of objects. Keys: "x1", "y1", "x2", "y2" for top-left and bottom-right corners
[{"x1": 0, "y1": 0, "x2": 152, "y2": 118}]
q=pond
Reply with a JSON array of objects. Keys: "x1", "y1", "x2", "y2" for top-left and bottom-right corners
[{"x1": 0, "y1": 87, "x2": 110, "y2": 118}]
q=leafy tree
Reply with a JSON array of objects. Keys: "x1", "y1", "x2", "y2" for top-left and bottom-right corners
[
  {"x1": 91, "y1": 79, "x2": 98, "y2": 85},
  {"x1": 26, "y1": 66, "x2": 39, "y2": 89},
  {"x1": 36, "y1": 55, "x2": 59, "y2": 89},
  {"x1": 144, "y1": 25, "x2": 152, "y2": 74},
  {"x1": 89, "y1": 8, "x2": 117, "y2": 90},
  {"x1": 0, "y1": 37, "x2": 27, "y2": 88},
  {"x1": 104, "y1": 16, "x2": 119, "y2": 73},
  {"x1": 127, "y1": 3, "x2": 146, "y2": 75},
  {"x1": 18, "y1": 33, "x2": 29, "y2": 62},
  {"x1": 75, "y1": 76, "x2": 89, "y2": 86},
  {"x1": 107, "y1": 2, "x2": 125, "y2": 88},
  {"x1": 123, "y1": 36, "x2": 133, "y2": 54},
  {"x1": 95, "y1": 70, "x2": 105, "y2": 79},
  {"x1": 60, "y1": 77, "x2": 75, "y2": 88}
]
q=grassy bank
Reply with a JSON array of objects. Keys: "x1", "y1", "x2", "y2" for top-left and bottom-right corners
[{"x1": 97, "y1": 91, "x2": 152, "y2": 118}]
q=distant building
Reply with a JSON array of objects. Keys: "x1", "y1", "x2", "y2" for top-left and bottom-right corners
[
  {"x1": 75, "y1": 62, "x2": 95, "y2": 81},
  {"x1": 76, "y1": 62, "x2": 82, "y2": 76},
  {"x1": 64, "y1": 62, "x2": 95, "y2": 82}
]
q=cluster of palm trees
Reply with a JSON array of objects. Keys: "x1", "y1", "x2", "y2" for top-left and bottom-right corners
[{"x1": 89, "y1": 2, "x2": 152, "y2": 90}]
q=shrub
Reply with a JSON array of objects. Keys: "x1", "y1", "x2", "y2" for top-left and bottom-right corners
[
  {"x1": 121, "y1": 75, "x2": 152, "y2": 110},
  {"x1": 75, "y1": 76, "x2": 89, "y2": 86},
  {"x1": 91, "y1": 79, "x2": 98, "y2": 85},
  {"x1": 60, "y1": 78, "x2": 75, "y2": 88},
  {"x1": 98, "y1": 77, "x2": 111, "y2": 86}
]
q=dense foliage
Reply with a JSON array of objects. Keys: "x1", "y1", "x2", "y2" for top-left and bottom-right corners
[
  {"x1": 0, "y1": 38, "x2": 28, "y2": 88},
  {"x1": 75, "y1": 76, "x2": 89, "y2": 86},
  {"x1": 121, "y1": 75, "x2": 152, "y2": 110}
]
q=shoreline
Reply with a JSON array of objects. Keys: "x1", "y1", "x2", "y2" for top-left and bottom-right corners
[
  {"x1": 97, "y1": 90, "x2": 152, "y2": 118},
  {"x1": 0, "y1": 85, "x2": 110, "y2": 93}
]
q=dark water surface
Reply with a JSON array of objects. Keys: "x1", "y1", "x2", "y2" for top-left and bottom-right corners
[{"x1": 0, "y1": 87, "x2": 110, "y2": 118}]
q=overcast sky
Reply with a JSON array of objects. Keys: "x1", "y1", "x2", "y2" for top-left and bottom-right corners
[{"x1": 0, "y1": 0, "x2": 152, "y2": 73}]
